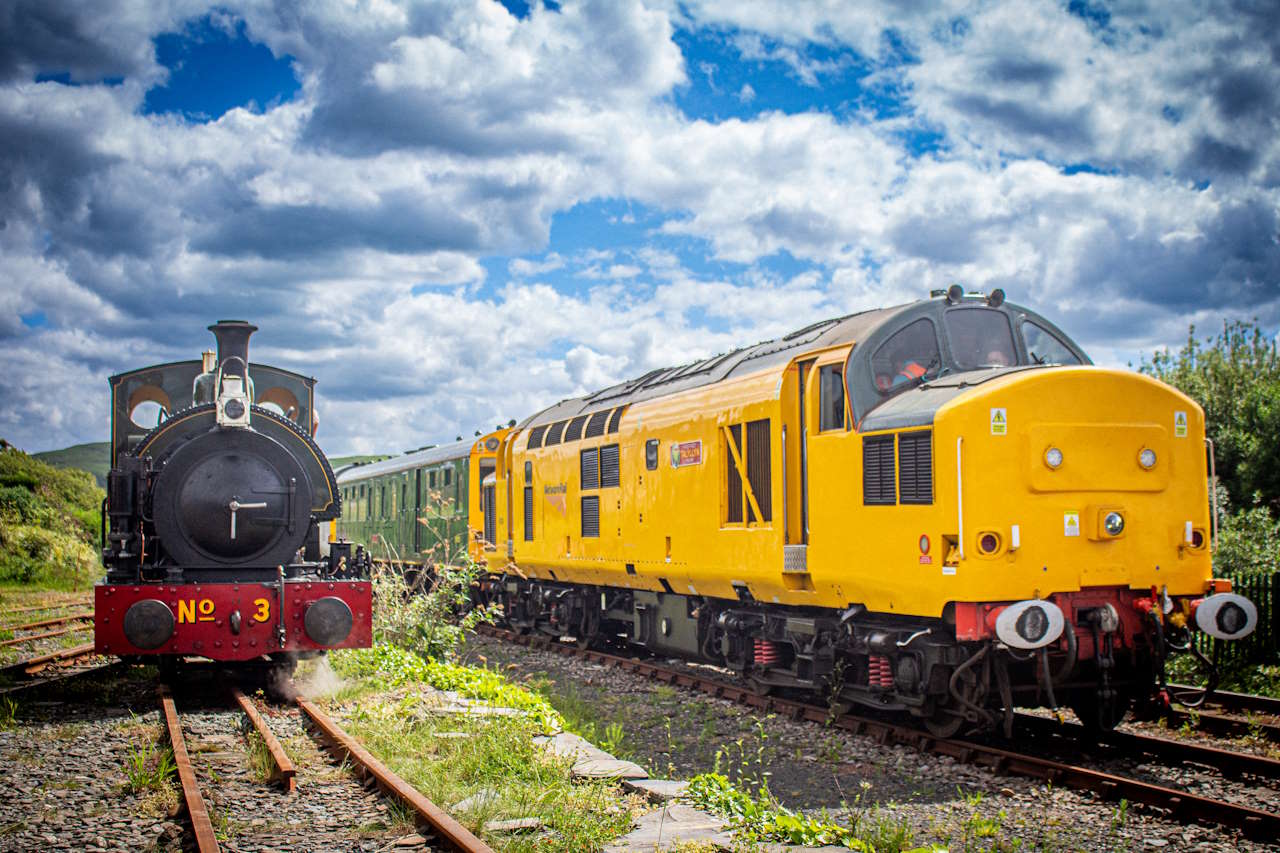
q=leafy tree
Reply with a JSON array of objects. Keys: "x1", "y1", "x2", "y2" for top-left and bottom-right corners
[{"x1": 1140, "y1": 320, "x2": 1280, "y2": 511}]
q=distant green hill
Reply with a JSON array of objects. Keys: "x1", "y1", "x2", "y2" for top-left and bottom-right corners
[
  {"x1": 33, "y1": 442, "x2": 389, "y2": 484},
  {"x1": 35, "y1": 442, "x2": 110, "y2": 487},
  {"x1": 330, "y1": 454, "x2": 392, "y2": 469}
]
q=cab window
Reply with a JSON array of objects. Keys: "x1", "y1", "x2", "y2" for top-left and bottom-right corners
[
  {"x1": 945, "y1": 308, "x2": 1016, "y2": 370},
  {"x1": 1022, "y1": 320, "x2": 1081, "y2": 365},
  {"x1": 871, "y1": 319, "x2": 941, "y2": 394},
  {"x1": 818, "y1": 364, "x2": 846, "y2": 431}
]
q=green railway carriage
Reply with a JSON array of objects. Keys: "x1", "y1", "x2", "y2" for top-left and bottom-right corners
[{"x1": 335, "y1": 439, "x2": 472, "y2": 566}]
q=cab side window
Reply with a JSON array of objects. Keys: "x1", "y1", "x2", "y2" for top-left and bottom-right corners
[
  {"x1": 818, "y1": 364, "x2": 846, "y2": 431},
  {"x1": 1022, "y1": 320, "x2": 1082, "y2": 365},
  {"x1": 871, "y1": 319, "x2": 941, "y2": 394}
]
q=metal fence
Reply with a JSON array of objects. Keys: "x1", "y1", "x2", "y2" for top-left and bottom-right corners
[{"x1": 1190, "y1": 571, "x2": 1279, "y2": 667}]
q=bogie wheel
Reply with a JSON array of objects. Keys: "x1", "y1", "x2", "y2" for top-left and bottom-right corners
[
  {"x1": 1070, "y1": 689, "x2": 1132, "y2": 735},
  {"x1": 924, "y1": 707, "x2": 966, "y2": 738}
]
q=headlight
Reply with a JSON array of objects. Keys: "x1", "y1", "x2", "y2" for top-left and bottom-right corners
[
  {"x1": 1044, "y1": 447, "x2": 1064, "y2": 469},
  {"x1": 1138, "y1": 448, "x2": 1157, "y2": 469},
  {"x1": 1104, "y1": 511, "x2": 1125, "y2": 536}
]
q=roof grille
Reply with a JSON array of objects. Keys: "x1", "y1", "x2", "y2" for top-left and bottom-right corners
[
  {"x1": 566, "y1": 415, "x2": 587, "y2": 442},
  {"x1": 526, "y1": 425, "x2": 546, "y2": 449},
  {"x1": 544, "y1": 420, "x2": 566, "y2": 446},
  {"x1": 585, "y1": 411, "x2": 609, "y2": 438},
  {"x1": 606, "y1": 406, "x2": 625, "y2": 433}
]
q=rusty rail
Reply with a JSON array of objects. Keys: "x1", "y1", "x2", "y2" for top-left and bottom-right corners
[
  {"x1": 232, "y1": 688, "x2": 296, "y2": 792},
  {"x1": 0, "y1": 625, "x2": 80, "y2": 648},
  {"x1": 1169, "y1": 683, "x2": 1280, "y2": 717},
  {"x1": 1166, "y1": 707, "x2": 1280, "y2": 743},
  {"x1": 1014, "y1": 711, "x2": 1280, "y2": 779},
  {"x1": 0, "y1": 660, "x2": 123, "y2": 696},
  {"x1": 0, "y1": 611, "x2": 93, "y2": 633},
  {"x1": 0, "y1": 601, "x2": 88, "y2": 618},
  {"x1": 297, "y1": 696, "x2": 494, "y2": 852},
  {"x1": 480, "y1": 625, "x2": 1280, "y2": 839},
  {"x1": 1, "y1": 642, "x2": 97, "y2": 676},
  {"x1": 159, "y1": 687, "x2": 220, "y2": 853}
]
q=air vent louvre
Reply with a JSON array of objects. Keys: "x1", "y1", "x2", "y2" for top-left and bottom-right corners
[
  {"x1": 863, "y1": 435, "x2": 896, "y2": 505},
  {"x1": 526, "y1": 425, "x2": 546, "y2": 449},
  {"x1": 898, "y1": 431, "x2": 933, "y2": 504},
  {"x1": 581, "y1": 495, "x2": 600, "y2": 538},
  {"x1": 523, "y1": 486, "x2": 533, "y2": 540},
  {"x1": 580, "y1": 448, "x2": 599, "y2": 490},
  {"x1": 746, "y1": 418, "x2": 772, "y2": 522},
  {"x1": 566, "y1": 415, "x2": 587, "y2": 442},
  {"x1": 600, "y1": 444, "x2": 620, "y2": 488}
]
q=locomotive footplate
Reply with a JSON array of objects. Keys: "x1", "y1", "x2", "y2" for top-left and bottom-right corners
[{"x1": 94, "y1": 580, "x2": 372, "y2": 661}]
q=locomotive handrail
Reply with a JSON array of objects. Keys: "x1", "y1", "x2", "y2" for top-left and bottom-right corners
[
  {"x1": 956, "y1": 436, "x2": 965, "y2": 559},
  {"x1": 1205, "y1": 437, "x2": 1218, "y2": 550}
]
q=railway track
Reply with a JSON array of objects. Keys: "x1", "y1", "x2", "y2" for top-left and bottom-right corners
[
  {"x1": 0, "y1": 641, "x2": 98, "y2": 677},
  {"x1": 161, "y1": 684, "x2": 494, "y2": 852},
  {"x1": 0, "y1": 610, "x2": 92, "y2": 633},
  {"x1": 478, "y1": 624, "x2": 1280, "y2": 840}
]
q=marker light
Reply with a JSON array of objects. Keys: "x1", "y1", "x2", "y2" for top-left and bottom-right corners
[
  {"x1": 1044, "y1": 447, "x2": 1064, "y2": 469},
  {"x1": 1104, "y1": 511, "x2": 1125, "y2": 536},
  {"x1": 1138, "y1": 448, "x2": 1157, "y2": 469}
]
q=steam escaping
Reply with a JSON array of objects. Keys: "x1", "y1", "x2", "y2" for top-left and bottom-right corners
[{"x1": 296, "y1": 655, "x2": 346, "y2": 700}]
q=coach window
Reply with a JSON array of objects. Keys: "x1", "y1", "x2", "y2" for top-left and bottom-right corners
[
  {"x1": 1022, "y1": 320, "x2": 1082, "y2": 365},
  {"x1": 380, "y1": 486, "x2": 387, "y2": 518},
  {"x1": 429, "y1": 469, "x2": 437, "y2": 489},
  {"x1": 818, "y1": 364, "x2": 846, "y2": 431},
  {"x1": 871, "y1": 319, "x2": 941, "y2": 394},
  {"x1": 444, "y1": 468, "x2": 452, "y2": 486}
]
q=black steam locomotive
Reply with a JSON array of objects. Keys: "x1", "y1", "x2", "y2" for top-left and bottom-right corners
[{"x1": 95, "y1": 321, "x2": 372, "y2": 671}]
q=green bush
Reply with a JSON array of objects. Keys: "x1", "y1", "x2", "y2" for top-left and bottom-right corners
[
  {"x1": 1213, "y1": 491, "x2": 1280, "y2": 578},
  {"x1": 0, "y1": 445, "x2": 104, "y2": 589}
]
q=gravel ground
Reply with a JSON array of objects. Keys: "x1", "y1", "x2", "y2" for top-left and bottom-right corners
[
  {"x1": 461, "y1": 632, "x2": 1280, "y2": 853},
  {"x1": 0, "y1": 666, "x2": 436, "y2": 852}
]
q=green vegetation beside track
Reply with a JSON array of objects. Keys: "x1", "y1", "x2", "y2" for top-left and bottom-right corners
[{"x1": 0, "y1": 444, "x2": 102, "y2": 590}]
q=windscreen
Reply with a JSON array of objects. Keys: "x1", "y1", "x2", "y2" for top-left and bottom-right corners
[{"x1": 944, "y1": 309, "x2": 1017, "y2": 370}]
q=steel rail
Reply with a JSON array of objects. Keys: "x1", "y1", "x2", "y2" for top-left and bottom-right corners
[
  {"x1": 231, "y1": 688, "x2": 296, "y2": 792},
  {"x1": 1168, "y1": 683, "x2": 1280, "y2": 717},
  {"x1": 159, "y1": 686, "x2": 220, "y2": 853},
  {"x1": 1013, "y1": 711, "x2": 1280, "y2": 779},
  {"x1": 0, "y1": 601, "x2": 88, "y2": 618},
  {"x1": 0, "y1": 611, "x2": 93, "y2": 633},
  {"x1": 0, "y1": 660, "x2": 124, "y2": 696},
  {"x1": 479, "y1": 625, "x2": 1280, "y2": 839},
  {"x1": 1166, "y1": 707, "x2": 1280, "y2": 743},
  {"x1": 0, "y1": 625, "x2": 81, "y2": 648},
  {"x1": 1, "y1": 642, "x2": 97, "y2": 676},
  {"x1": 297, "y1": 696, "x2": 494, "y2": 853}
]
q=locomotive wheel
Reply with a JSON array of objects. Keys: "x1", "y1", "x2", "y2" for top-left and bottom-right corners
[
  {"x1": 1070, "y1": 689, "x2": 1131, "y2": 734},
  {"x1": 924, "y1": 707, "x2": 966, "y2": 738}
]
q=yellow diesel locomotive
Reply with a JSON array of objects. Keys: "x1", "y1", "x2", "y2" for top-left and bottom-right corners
[{"x1": 429, "y1": 289, "x2": 1259, "y2": 735}]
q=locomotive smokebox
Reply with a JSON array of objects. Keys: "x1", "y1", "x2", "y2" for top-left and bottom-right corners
[{"x1": 209, "y1": 320, "x2": 258, "y2": 379}]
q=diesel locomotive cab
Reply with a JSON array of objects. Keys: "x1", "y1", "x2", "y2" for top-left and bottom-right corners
[{"x1": 96, "y1": 321, "x2": 372, "y2": 667}]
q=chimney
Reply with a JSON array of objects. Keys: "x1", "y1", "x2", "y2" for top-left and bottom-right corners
[{"x1": 208, "y1": 320, "x2": 258, "y2": 380}]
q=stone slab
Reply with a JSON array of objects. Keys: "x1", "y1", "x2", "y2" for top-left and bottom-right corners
[
  {"x1": 535, "y1": 731, "x2": 648, "y2": 779},
  {"x1": 622, "y1": 778, "x2": 689, "y2": 802},
  {"x1": 483, "y1": 818, "x2": 544, "y2": 833},
  {"x1": 603, "y1": 803, "x2": 732, "y2": 853}
]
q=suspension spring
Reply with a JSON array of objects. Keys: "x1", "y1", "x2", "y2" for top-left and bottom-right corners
[
  {"x1": 868, "y1": 654, "x2": 894, "y2": 688},
  {"x1": 753, "y1": 638, "x2": 779, "y2": 666}
]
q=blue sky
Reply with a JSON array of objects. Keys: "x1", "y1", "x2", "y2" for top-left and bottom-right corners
[{"x1": 1, "y1": 0, "x2": 1277, "y2": 455}]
